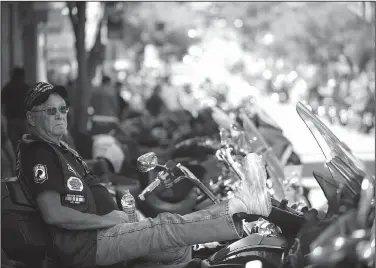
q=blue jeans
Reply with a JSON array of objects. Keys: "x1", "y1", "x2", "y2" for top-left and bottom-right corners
[{"x1": 96, "y1": 200, "x2": 243, "y2": 266}]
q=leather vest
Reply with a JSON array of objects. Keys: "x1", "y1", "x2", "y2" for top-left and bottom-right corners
[{"x1": 17, "y1": 134, "x2": 96, "y2": 213}]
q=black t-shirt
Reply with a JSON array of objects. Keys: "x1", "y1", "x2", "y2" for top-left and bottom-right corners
[
  {"x1": 146, "y1": 94, "x2": 165, "y2": 116},
  {"x1": 1, "y1": 123, "x2": 8, "y2": 146},
  {"x1": 1, "y1": 80, "x2": 29, "y2": 119},
  {"x1": 20, "y1": 142, "x2": 99, "y2": 268}
]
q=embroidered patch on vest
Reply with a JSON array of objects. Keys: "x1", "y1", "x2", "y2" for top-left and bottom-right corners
[
  {"x1": 67, "y1": 164, "x2": 79, "y2": 177},
  {"x1": 64, "y1": 194, "x2": 86, "y2": 204},
  {"x1": 67, "y1": 177, "x2": 84, "y2": 192},
  {"x1": 33, "y1": 164, "x2": 48, "y2": 184}
]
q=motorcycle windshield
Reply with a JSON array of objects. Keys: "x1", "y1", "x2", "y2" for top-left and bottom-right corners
[
  {"x1": 242, "y1": 97, "x2": 282, "y2": 130},
  {"x1": 239, "y1": 111, "x2": 286, "y2": 200},
  {"x1": 296, "y1": 102, "x2": 371, "y2": 195},
  {"x1": 211, "y1": 106, "x2": 237, "y2": 130},
  {"x1": 257, "y1": 108, "x2": 281, "y2": 130}
]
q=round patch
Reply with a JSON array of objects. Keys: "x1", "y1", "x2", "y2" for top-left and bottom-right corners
[
  {"x1": 67, "y1": 177, "x2": 84, "y2": 192},
  {"x1": 33, "y1": 164, "x2": 48, "y2": 184}
]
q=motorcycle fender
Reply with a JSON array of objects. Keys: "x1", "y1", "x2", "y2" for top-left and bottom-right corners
[{"x1": 207, "y1": 234, "x2": 288, "y2": 264}]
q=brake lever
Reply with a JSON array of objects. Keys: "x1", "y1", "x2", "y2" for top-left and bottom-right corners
[
  {"x1": 178, "y1": 164, "x2": 220, "y2": 204},
  {"x1": 174, "y1": 175, "x2": 186, "y2": 184}
]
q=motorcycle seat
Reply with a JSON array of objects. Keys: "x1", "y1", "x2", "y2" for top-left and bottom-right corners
[{"x1": 205, "y1": 234, "x2": 287, "y2": 267}]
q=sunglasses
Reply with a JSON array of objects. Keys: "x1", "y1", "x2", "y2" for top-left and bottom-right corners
[{"x1": 32, "y1": 106, "x2": 69, "y2": 116}]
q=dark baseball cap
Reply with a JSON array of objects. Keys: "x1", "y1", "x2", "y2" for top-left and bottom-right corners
[{"x1": 25, "y1": 82, "x2": 69, "y2": 111}]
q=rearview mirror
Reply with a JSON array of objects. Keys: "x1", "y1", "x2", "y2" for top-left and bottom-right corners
[{"x1": 137, "y1": 152, "x2": 158, "y2": 173}]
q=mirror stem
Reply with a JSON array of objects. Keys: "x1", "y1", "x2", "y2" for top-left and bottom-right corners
[{"x1": 155, "y1": 164, "x2": 167, "y2": 170}]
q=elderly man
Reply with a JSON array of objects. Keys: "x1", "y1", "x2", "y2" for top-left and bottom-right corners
[{"x1": 17, "y1": 82, "x2": 273, "y2": 268}]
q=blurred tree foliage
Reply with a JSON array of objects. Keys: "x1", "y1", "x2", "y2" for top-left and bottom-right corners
[
  {"x1": 109, "y1": 2, "x2": 202, "y2": 64},
  {"x1": 112, "y1": 2, "x2": 374, "y2": 78},
  {"x1": 268, "y1": 3, "x2": 375, "y2": 75},
  {"x1": 209, "y1": 2, "x2": 374, "y2": 76}
]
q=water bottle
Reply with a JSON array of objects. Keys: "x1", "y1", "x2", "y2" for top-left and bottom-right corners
[{"x1": 121, "y1": 189, "x2": 138, "y2": 223}]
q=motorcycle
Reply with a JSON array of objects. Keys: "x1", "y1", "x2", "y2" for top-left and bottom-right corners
[
  {"x1": 91, "y1": 94, "x2": 306, "y2": 219},
  {"x1": 2, "y1": 101, "x2": 372, "y2": 268},
  {"x1": 136, "y1": 150, "x2": 307, "y2": 268},
  {"x1": 294, "y1": 102, "x2": 375, "y2": 268},
  {"x1": 135, "y1": 101, "x2": 374, "y2": 268},
  {"x1": 137, "y1": 101, "x2": 310, "y2": 217},
  {"x1": 210, "y1": 104, "x2": 310, "y2": 208},
  {"x1": 137, "y1": 107, "x2": 308, "y2": 217}
]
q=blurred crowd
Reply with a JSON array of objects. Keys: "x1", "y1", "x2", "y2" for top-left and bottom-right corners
[
  {"x1": 1, "y1": 59, "x2": 375, "y2": 179},
  {"x1": 260, "y1": 65, "x2": 375, "y2": 134}
]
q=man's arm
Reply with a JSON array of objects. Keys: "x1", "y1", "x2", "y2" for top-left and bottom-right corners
[
  {"x1": 36, "y1": 190, "x2": 126, "y2": 230},
  {"x1": 24, "y1": 144, "x2": 125, "y2": 230}
]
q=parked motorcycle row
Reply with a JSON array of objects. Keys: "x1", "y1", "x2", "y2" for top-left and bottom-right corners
[{"x1": 1, "y1": 99, "x2": 374, "y2": 268}]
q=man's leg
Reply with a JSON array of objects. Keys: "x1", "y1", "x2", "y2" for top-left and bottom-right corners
[
  {"x1": 96, "y1": 200, "x2": 243, "y2": 266},
  {"x1": 131, "y1": 246, "x2": 192, "y2": 268},
  {"x1": 96, "y1": 153, "x2": 273, "y2": 266}
]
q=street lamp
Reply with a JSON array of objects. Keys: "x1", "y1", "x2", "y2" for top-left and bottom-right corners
[
  {"x1": 188, "y1": 29, "x2": 197, "y2": 38},
  {"x1": 234, "y1": 19, "x2": 243, "y2": 28},
  {"x1": 263, "y1": 33, "x2": 274, "y2": 45}
]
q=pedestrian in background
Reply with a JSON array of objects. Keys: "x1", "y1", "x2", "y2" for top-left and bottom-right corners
[{"x1": 1, "y1": 67, "x2": 30, "y2": 151}]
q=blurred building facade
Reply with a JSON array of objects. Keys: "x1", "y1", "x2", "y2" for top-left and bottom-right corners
[{"x1": 1, "y1": 2, "x2": 52, "y2": 87}]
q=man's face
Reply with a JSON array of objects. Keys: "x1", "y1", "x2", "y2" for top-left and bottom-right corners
[{"x1": 29, "y1": 94, "x2": 68, "y2": 138}]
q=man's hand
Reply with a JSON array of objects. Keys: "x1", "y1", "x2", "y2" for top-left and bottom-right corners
[{"x1": 105, "y1": 210, "x2": 130, "y2": 224}]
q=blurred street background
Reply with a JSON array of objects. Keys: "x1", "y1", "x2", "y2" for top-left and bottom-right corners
[{"x1": 1, "y1": 2, "x2": 375, "y2": 208}]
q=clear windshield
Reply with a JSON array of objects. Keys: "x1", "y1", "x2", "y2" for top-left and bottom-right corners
[
  {"x1": 296, "y1": 102, "x2": 372, "y2": 196},
  {"x1": 239, "y1": 111, "x2": 286, "y2": 200},
  {"x1": 242, "y1": 98, "x2": 282, "y2": 130},
  {"x1": 211, "y1": 106, "x2": 237, "y2": 130},
  {"x1": 214, "y1": 105, "x2": 286, "y2": 200}
]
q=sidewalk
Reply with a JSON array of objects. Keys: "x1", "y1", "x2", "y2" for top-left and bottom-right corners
[{"x1": 258, "y1": 98, "x2": 375, "y2": 164}]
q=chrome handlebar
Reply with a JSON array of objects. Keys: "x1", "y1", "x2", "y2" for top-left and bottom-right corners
[{"x1": 138, "y1": 160, "x2": 220, "y2": 204}]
